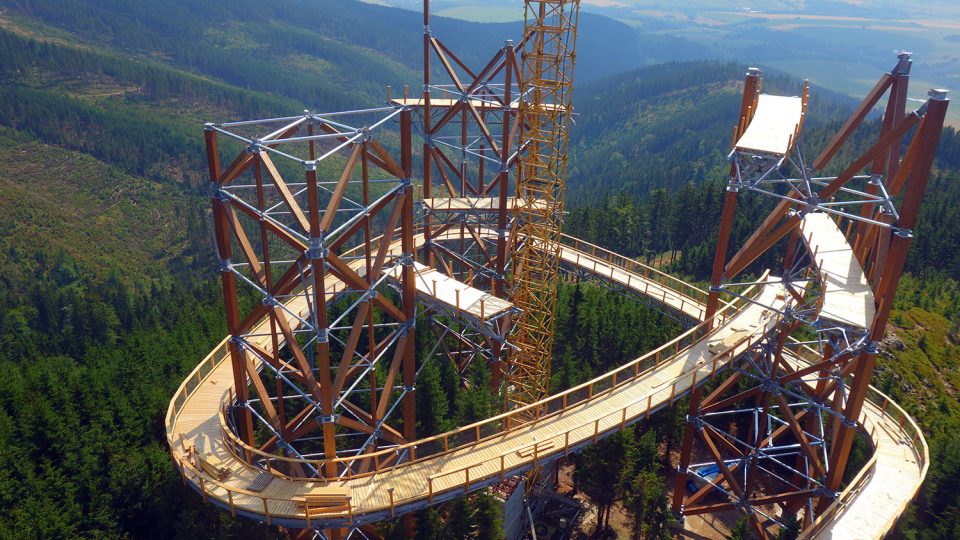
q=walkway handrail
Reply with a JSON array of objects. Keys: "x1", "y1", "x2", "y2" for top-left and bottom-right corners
[
  {"x1": 558, "y1": 233, "x2": 708, "y2": 311},
  {"x1": 784, "y1": 340, "x2": 928, "y2": 539},
  {"x1": 209, "y1": 269, "x2": 766, "y2": 480},
  {"x1": 166, "y1": 230, "x2": 930, "y2": 536},
  {"x1": 169, "y1": 447, "x2": 353, "y2": 528},
  {"x1": 421, "y1": 329, "x2": 764, "y2": 506},
  {"x1": 165, "y1": 335, "x2": 231, "y2": 435}
]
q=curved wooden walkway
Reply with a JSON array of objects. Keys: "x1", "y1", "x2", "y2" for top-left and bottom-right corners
[{"x1": 166, "y1": 229, "x2": 926, "y2": 537}]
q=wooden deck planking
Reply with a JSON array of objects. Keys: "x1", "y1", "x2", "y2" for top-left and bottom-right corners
[
  {"x1": 389, "y1": 98, "x2": 564, "y2": 113},
  {"x1": 386, "y1": 261, "x2": 514, "y2": 321},
  {"x1": 556, "y1": 248, "x2": 704, "y2": 321},
  {"x1": 778, "y1": 353, "x2": 925, "y2": 540},
  {"x1": 801, "y1": 212, "x2": 876, "y2": 329},
  {"x1": 423, "y1": 197, "x2": 547, "y2": 212},
  {"x1": 168, "y1": 230, "x2": 923, "y2": 536},
  {"x1": 735, "y1": 94, "x2": 804, "y2": 156}
]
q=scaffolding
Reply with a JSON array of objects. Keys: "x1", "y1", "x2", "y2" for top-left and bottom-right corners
[{"x1": 506, "y1": 0, "x2": 580, "y2": 416}]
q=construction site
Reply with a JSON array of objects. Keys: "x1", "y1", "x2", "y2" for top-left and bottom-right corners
[{"x1": 165, "y1": 1, "x2": 950, "y2": 538}]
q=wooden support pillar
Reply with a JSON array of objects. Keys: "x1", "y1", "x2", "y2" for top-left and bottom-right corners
[
  {"x1": 492, "y1": 41, "x2": 515, "y2": 389},
  {"x1": 672, "y1": 383, "x2": 702, "y2": 514},
  {"x1": 400, "y1": 109, "x2": 418, "y2": 442},
  {"x1": 705, "y1": 68, "x2": 759, "y2": 324},
  {"x1": 422, "y1": 1, "x2": 434, "y2": 269},
  {"x1": 826, "y1": 90, "x2": 948, "y2": 494},
  {"x1": 206, "y1": 127, "x2": 255, "y2": 444},
  {"x1": 305, "y1": 160, "x2": 339, "y2": 479}
]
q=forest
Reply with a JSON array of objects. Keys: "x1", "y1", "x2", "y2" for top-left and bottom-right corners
[{"x1": 0, "y1": 0, "x2": 959, "y2": 538}]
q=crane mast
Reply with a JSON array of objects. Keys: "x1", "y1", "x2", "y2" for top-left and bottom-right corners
[{"x1": 506, "y1": 0, "x2": 580, "y2": 416}]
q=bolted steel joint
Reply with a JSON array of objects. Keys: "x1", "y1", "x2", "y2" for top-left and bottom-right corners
[
  {"x1": 306, "y1": 238, "x2": 327, "y2": 260},
  {"x1": 211, "y1": 183, "x2": 230, "y2": 201},
  {"x1": 894, "y1": 227, "x2": 913, "y2": 239}
]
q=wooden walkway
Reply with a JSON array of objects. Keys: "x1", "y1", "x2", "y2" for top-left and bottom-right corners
[
  {"x1": 735, "y1": 94, "x2": 805, "y2": 156},
  {"x1": 801, "y1": 213, "x2": 876, "y2": 329},
  {"x1": 779, "y1": 351, "x2": 927, "y2": 540},
  {"x1": 166, "y1": 225, "x2": 926, "y2": 537}
]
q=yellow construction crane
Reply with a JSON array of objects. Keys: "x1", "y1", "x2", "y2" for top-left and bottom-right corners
[{"x1": 507, "y1": 0, "x2": 580, "y2": 417}]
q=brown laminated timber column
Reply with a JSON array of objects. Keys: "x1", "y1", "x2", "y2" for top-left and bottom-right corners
[
  {"x1": 421, "y1": 0, "x2": 434, "y2": 269},
  {"x1": 305, "y1": 158, "x2": 339, "y2": 479},
  {"x1": 400, "y1": 109, "x2": 418, "y2": 443},
  {"x1": 492, "y1": 40, "x2": 516, "y2": 387},
  {"x1": 824, "y1": 89, "x2": 949, "y2": 495},
  {"x1": 704, "y1": 67, "x2": 761, "y2": 324},
  {"x1": 495, "y1": 41, "x2": 515, "y2": 298},
  {"x1": 206, "y1": 127, "x2": 255, "y2": 444}
]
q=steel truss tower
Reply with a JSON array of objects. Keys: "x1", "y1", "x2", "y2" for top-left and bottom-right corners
[
  {"x1": 672, "y1": 55, "x2": 949, "y2": 537},
  {"x1": 205, "y1": 106, "x2": 419, "y2": 482},
  {"x1": 201, "y1": 2, "x2": 581, "y2": 537},
  {"x1": 390, "y1": 0, "x2": 525, "y2": 390}
]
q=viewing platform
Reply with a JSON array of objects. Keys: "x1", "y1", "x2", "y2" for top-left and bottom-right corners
[
  {"x1": 386, "y1": 261, "x2": 514, "y2": 323},
  {"x1": 423, "y1": 197, "x2": 547, "y2": 213},
  {"x1": 390, "y1": 97, "x2": 564, "y2": 113},
  {"x1": 734, "y1": 94, "x2": 805, "y2": 157},
  {"x1": 801, "y1": 212, "x2": 875, "y2": 330}
]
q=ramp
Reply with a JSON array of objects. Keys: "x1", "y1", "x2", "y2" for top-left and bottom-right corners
[{"x1": 735, "y1": 94, "x2": 805, "y2": 156}]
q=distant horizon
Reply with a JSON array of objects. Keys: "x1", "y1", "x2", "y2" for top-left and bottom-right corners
[{"x1": 369, "y1": 0, "x2": 959, "y2": 127}]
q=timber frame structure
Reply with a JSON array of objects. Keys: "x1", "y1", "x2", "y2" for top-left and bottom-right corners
[
  {"x1": 672, "y1": 55, "x2": 950, "y2": 537},
  {"x1": 205, "y1": 105, "x2": 420, "y2": 481},
  {"x1": 167, "y1": 1, "x2": 949, "y2": 537}
]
